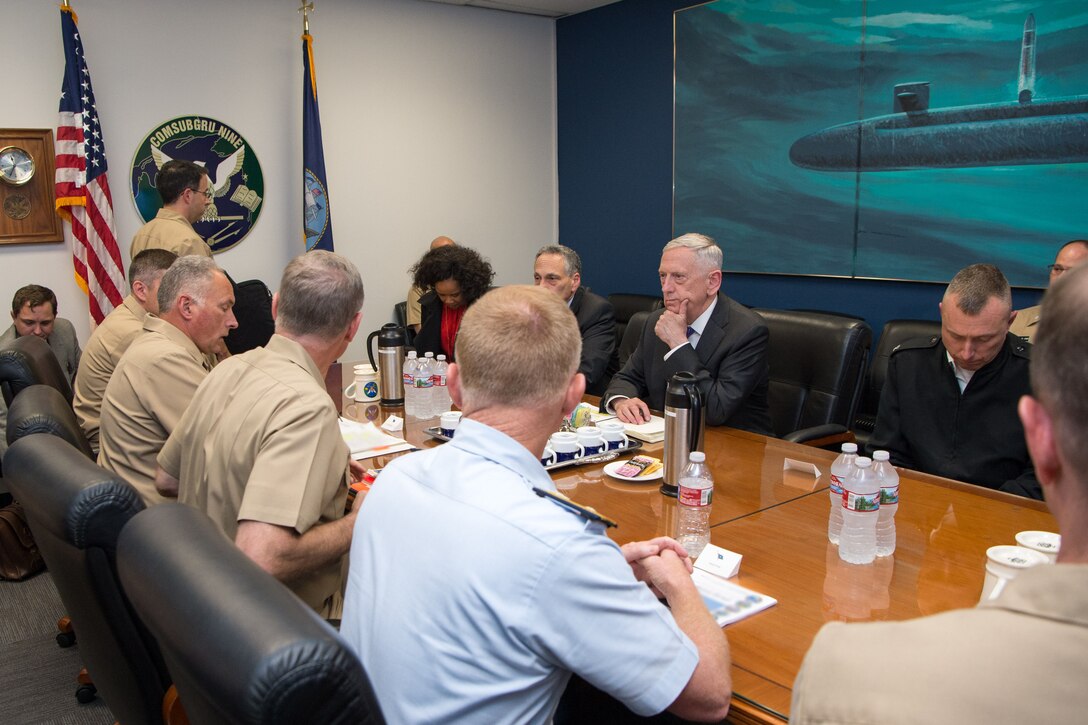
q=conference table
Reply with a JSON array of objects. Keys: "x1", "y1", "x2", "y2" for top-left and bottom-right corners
[{"x1": 330, "y1": 365, "x2": 1056, "y2": 724}]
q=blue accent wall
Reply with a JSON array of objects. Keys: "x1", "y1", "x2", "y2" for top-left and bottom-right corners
[{"x1": 556, "y1": 0, "x2": 1045, "y2": 336}]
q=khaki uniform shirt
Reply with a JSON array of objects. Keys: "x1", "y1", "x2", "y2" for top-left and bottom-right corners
[
  {"x1": 1009, "y1": 304, "x2": 1040, "y2": 343},
  {"x1": 791, "y1": 564, "x2": 1088, "y2": 724},
  {"x1": 129, "y1": 208, "x2": 211, "y2": 259},
  {"x1": 98, "y1": 315, "x2": 210, "y2": 506},
  {"x1": 73, "y1": 295, "x2": 147, "y2": 453},
  {"x1": 406, "y1": 284, "x2": 425, "y2": 327},
  {"x1": 159, "y1": 334, "x2": 349, "y2": 615}
]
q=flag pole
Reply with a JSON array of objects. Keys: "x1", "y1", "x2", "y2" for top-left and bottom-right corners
[{"x1": 299, "y1": 1, "x2": 313, "y2": 35}]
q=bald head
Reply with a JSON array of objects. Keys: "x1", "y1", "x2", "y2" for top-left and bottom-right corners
[
  {"x1": 431, "y1": 236, "x2": 455, "y2": 250},
  {"x1": 1049, "y1": 240, "x2": 1088, "y2": 286}
]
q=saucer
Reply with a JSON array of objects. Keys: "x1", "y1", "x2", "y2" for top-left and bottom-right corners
[{"x1": 604, "y1": 460, "x2": 663, "y2": 482}]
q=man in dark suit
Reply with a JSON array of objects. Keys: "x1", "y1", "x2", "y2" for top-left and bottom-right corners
[
  {"x1": 602, "y1": 233, "x2": 772, "y2": 434},
  {"x1": 534, "y1": 245, "x2": 616, "y2": 395}
]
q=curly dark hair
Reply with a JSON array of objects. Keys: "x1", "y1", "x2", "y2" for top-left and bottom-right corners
[{"x1": 411, "y1": 245, "x2": 494, "y2": 306}]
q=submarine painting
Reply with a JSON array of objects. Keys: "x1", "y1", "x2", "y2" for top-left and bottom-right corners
[{"x1": 673, "y1": 2, "x2": 1088, "y2": 285}]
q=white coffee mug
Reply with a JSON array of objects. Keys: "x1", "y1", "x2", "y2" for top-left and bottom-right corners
[
  {"x1": 980, "y1": 545, "x2": 1048, "y2": 602},
  {"x1": 1015, "y1": 530, "x2": 1061, "y2": 563},
  {"x1": 576, "y1": 426, "x2": 605, "y2": 456},
  {"x1": 440, "y1": 411, "x2": 463, "y2": 438},
  {"x1": 598, "y1": 420, "x2": 629, "y2": 451},
  {"x1": 541, "y1": 446, "x2": 557, "y2": 466},
  {"x1": 549, "y1": 432, "x2": 584, "y2": 463},
  {"x1": 344, "y1": 364, "x2": 379, "y2": 402}
]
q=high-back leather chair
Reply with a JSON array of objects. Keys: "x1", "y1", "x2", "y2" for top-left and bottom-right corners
[
  {"x1": 853, "y1": 319, "x2": 942, "y2": 446},
  {"x1": 3, "y1": 434, "x2": 169, "y2": 724},
  {"x1": 0, "y1": 334, "x2": 73, "y2": 406},
  {"x1": 606, "y1": 294, "x2": 662, "y2": 377},
  {"x1": 613, "y1": 309, "x2": 653, "y2": 376},
  {"x1": 6, "y1": 384, "x2": 94, "y2": 458},
  {"x1": 118, "y1": 503, "x2": 385, "y2": 725},
  {"x1": 756, "y1": 309, "x2": 872, "y2": 444}
]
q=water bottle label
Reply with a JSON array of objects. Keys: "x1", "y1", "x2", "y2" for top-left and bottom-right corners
[
  {"x1": 432, "y1": 374, "x2": 446, "y2": 387},
  {"x1": 403, "y1": 373, "x2": 413, "y2": 386},
  {"x1": 829, "y1": 473, "x2": 844, "y2": 495},
  {"x1": 880, "y1": 486, "x2": 899, "y2": 505},
  {"x1": 678, "y1": 485, "x2": 713, "y2": 507},
  {"x1": 842, "y1": 488, "x2": 880, "y2": 512}
]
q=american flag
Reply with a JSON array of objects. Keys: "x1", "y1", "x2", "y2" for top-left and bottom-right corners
[{"x1": 54, "y1": 5, "x2": 125, "y2": 325}]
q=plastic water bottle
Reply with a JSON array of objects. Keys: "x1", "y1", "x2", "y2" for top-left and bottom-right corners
[
  {"x1": 431, "y1": 354, "x2": 450, "y2": 416},
  {"x1": 414, "y1": 353, "x2": 434, "y2": 419},
  {"x1": 402, "y1": 351, "x2": 418, "y2": 417},
  {"x1": 676, "y1": 451, "x2": 714, "y2": 559},
  {"x1": 872, "y1": 450, "x2": 899, "y2": 557},
  {"x1": 838, "y1": 457, "x2": 880, "y2": 565},
  {"x1": 828, "y1": 442, "x2": 858, "y2": 545}
]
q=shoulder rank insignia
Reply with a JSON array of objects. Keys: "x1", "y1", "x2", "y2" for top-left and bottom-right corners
[{"x1": 533, "y1": 487, "x2": 617, "y2": 528}]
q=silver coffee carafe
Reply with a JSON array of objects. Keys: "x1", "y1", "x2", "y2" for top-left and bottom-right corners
[
  {"x1": 367, "y1": 323, "x2": 406, "y2": 405},
  {"x1": 662, "y1": 371, "x2": 705, "y2": 497}
]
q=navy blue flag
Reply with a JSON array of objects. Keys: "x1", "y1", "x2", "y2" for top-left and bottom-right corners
[{"x1": 303, "y1": 32, "x2": 334, "y2": 251}]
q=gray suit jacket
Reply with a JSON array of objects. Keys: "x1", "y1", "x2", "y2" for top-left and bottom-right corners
[
  {"x1": 603, "y1": 293, "x2": 772, "y2": 434},
  {"x1": 0, "y1": 318, "x2": 81, "y2": 456}
]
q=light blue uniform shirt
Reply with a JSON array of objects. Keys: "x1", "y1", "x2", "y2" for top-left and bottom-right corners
[{"x1": 341, "y1": 418, "x2": 698, "y2": 724}]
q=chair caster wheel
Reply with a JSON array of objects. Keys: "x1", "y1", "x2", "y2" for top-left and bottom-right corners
[
  {"x1": 56, "y1": 631, "x2": 76, "y2": 648},
  {"x1": 76, "y1": 684, "x2": 97, "y2": 704}
]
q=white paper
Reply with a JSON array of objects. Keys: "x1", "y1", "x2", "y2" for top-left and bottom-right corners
[
  {"x1": 691, "y1": 569, "x2": 777, "y2": 627},
  {"x1": 339, "y1": 419, "x2": 412, "y2": 460},
  {"x1": 694, "y1": 544, "x2": 742, "y2": 579},
  {"x1": 783, "y1": 457, "x2": 821, "y2": 479}
]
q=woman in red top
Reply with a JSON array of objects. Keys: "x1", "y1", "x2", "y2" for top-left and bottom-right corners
[{"x1": 411, "y1": 245, "x2": 494, "y2": 361}]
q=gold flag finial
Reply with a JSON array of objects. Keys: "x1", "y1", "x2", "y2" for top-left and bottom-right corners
[{"x1": 298, "y1": 1, "x2": 314, "y2": 35}]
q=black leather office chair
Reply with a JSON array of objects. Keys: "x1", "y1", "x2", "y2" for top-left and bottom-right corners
[
  {"x1": 7, "y1": 384, "x2": 94, "y2": 459},
  {"x1": 756, "y1": 309, "x2": 872, "y2": 446},
  {"x1": 118, "y1": 503, "x2": 385, "y2": 725},
  {"x1": 606, "y1": 294, "x2": 662, "y2": 378},
  {"x1": 612, "y1": 309, "x2": 652, "y2": 376},
  {"x1": 393, "y1": 300, "x2": 415, "y2": 346},
  {"x1": 0, "y1": 333, "x2": 73, "y2": 406},
  {"x1": 3, "y1": 434, "x2": 169, "y2": 721},
  {"x1": 853, "y1": 319, "x2": 941, "y2": 447}
]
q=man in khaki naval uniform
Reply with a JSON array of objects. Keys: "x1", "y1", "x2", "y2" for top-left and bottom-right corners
[
  {"x1": 98, "y1": 256, "x2": 236, "y2": 506},
  {"x1": 129, "y1": 159, "x2": 213, "y2": 260},
  {"x1": 791, "y1": 263, "x2": 1088, "y2": 725},
  {"x1": 73, "y1": 249, "x2": 177, "y2": 453},
  {"x1": 156, "y1": 251, "x2": 365, "y2": 618},
  {"x1": 1009, "y1": 239, "x2": 1088, "y2": 343}
]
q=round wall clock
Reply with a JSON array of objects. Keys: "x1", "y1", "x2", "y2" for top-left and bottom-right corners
[{"x1": 0, "y1": 146, "x2": 35, "y2": 186}]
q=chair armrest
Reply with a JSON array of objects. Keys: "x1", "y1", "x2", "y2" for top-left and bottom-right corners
[{"x1": 784, "y1": 424, "x2": 855, "y2": 449}]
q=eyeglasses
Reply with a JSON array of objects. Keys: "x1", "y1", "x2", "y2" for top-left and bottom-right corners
[
  {"x1": 1048, "y1": 264, "x2": 1073, "y2": 275},
  {"x1": 189, "y1": 187, "x2": 212, "y2": 199}
]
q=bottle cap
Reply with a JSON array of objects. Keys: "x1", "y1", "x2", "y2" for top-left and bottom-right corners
[
  {"x1": 872, "y1": 450, "x2": 890, "y2": 461},
  {"x1": 437, "y1": 354, "x2": 446, "y2": 361},
  {"x1": 842, "y1": 442, "x2": 858, "y2": 453},
  {"x1": 407, "y1": 351, "x2": 417, "y2": 358},
  {"x1": 855, "y1": 457, "x2": 872, "y2": 468},
  {"x1": 689, "y1": 451, "x2": 706, "y2": 462}
]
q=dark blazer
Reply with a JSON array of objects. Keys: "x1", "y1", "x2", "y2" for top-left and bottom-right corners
[
  {"x1": 570, "y1": 287, "x2": 616, "y2": 396},
  {"x1": 869, "y1": 333, "x2": 1038, "y2": 497},
  {"x1": 414, "y1": 292, "x2": 450, "y2": 360},
  {"x1": 602, "y1": 293, "x2": 773, "y2": 434}
]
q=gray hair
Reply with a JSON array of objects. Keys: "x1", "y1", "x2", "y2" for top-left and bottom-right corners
[
  {"x1": 535, "y1": 244, "x2": 581, "y2": 277},
  {"x1": 1031, "y1": 263, "x2": 1088, "y2": 474},
  {"x1": 663, "y1": 233, "x2": 723, "y2": 273},
  {"x1": 456, "y1": 286, "x2": 581, "y2": 409},
  {"x1": 157, "y1": 256, "x2": 223, "y2": 310},
  {"x1": 944, "y1": 264, "x2": 1011, "y2": 315},
  {"x1": 276, "y1": 251, "x2": 364, "y2": 339}
]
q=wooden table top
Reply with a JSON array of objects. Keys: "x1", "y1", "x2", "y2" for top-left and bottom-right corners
[{"x1": 332, "y1": 365, "x2": 1056, "y2": 723}]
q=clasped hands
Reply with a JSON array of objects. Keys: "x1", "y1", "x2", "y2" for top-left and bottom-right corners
[{"x1": 622, "y1": 536, "x2": 695, "y2": 599}]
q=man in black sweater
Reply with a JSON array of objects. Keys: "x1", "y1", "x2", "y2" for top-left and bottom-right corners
[{"x1": 869, "y1": 263, "x2": 1038, "y2": 498}]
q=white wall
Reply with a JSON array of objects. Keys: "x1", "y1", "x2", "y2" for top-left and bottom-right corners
[{"x1": 5, "y1": 0, "x2": 556, "y2": 361}]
